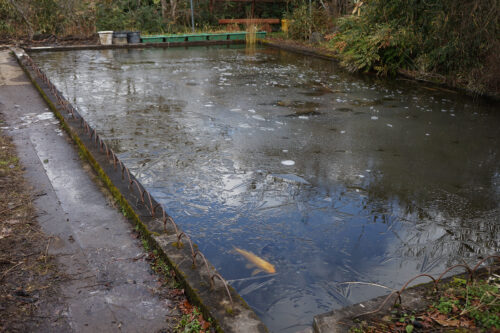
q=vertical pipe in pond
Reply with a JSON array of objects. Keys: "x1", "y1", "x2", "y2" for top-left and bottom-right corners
[{"x1": 190, "y1": 0, "x2": 195, "y2": 32}]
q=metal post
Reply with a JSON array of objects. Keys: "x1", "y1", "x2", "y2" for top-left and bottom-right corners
[
  {"x1": 309, "y1": 0, "x2": 312, "y2": 39},
  {"x1": 190, "y1": 0, "x2": 195, "y2": 32}
]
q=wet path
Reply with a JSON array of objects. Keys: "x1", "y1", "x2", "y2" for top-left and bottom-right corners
[
  {"x1": 32, "y1": 46, "x2": 500, "y2": 332},
  {"x1": 0, "y1": 50, "x2": 172, "y2": 332}
]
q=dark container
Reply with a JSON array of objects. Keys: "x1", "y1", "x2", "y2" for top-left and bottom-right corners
[
  {"x1": 127, "y1": 31, "x2": 141, "y2": 44},
  {"x1": 113, "y1": 31, "x2": 128, "y2": 45},
  {"x1": 113, "y1": 31, "x2": 128, "y2": 38}
]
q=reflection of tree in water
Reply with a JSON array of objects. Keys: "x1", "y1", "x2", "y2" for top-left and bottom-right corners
[{"x1": 359, "y1": 157, "x2": 500, "y2": 267}]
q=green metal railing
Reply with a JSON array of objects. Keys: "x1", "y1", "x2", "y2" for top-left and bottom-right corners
[{"x1": 140, "y1": 31, "x2": 266, "y2": 44}]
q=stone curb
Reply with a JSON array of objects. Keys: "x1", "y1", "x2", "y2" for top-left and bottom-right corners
[
  {"x1": 25, "y1": 40, "x2": 245, "y2": 52},
  {"x1": 313, "y1": 266, "x2": 499, "y2": 332}
]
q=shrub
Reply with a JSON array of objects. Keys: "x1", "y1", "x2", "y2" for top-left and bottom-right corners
[
  {"x1": 285, "y1": 2, "x2": 332, "y2": 40},
  {"x1": 329, "y1": 0, "x2": 499, "y2": 82},
  {"x1": 331, "y1": 15, "x2": 418, "y2": 75}
]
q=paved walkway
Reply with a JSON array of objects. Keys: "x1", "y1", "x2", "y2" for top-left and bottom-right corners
[{"x1": 0, "y1": 50, "x2": 172, "y2": 332}]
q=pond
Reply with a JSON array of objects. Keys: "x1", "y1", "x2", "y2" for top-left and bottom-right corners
[{"x1": 33, "y1": 45, "x2": 500, "y2": 332}]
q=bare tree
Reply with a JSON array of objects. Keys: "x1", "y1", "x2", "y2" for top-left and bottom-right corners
[
  {"x1": 170, "y1": 0, "x2": 177, "y2": 22},
  {"x1": 160, "y1": 0, "x2": 167, "y2": 19},
  {"x1": 6, "y1": 0, "x2": 34, "y2": 37}
]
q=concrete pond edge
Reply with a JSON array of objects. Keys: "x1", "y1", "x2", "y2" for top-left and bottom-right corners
[
  {"x1": 313, "y1": 264, "x2": 500, "y2": 333},
  {"x1": 11, "y1": 47, "x2": 267, "y2": 333},
  {"x1": 24, "y1": 40, "x2": 245, "y2": 53}
]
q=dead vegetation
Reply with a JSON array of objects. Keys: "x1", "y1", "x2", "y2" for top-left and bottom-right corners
[{"x1": 0, "y1": 119, "x2": 70, "y2": 332}]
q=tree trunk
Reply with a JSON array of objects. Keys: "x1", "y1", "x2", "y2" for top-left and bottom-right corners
[
  {"x1": 170, "y1": 0, "x2": 177, "y2": 22},
  {"x1": 160, "y1": 0, "x2": 167, "y2": 19}
]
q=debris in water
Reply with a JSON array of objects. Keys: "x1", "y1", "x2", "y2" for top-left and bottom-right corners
[
  {"x1": 273, "y1": 174, "x2": 309, "y2": 185},
  {"x1": 386, "y1": 123, "x2": 393, "y2": 127},
  {"x1": 340, "y1": 130, "x2": 346, "y2": 134},
  {"x1": 371, "y1": 116, "x2": 378, "y2": 120},
  {"x1": 252, "y1": 115, "x2": 265, "y2": 121},
  {"x1": 281, "y1": 160, "x2": 295, "y2": 166}
]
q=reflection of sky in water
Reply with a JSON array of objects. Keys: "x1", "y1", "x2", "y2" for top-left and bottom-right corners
[{"x1": 34, "y1": 46, "x2": 500, "y2": 332}]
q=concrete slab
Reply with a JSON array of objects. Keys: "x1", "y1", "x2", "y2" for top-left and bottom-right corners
[{"x1": 0, "y1": 50, "x2": 171, "y2": 332}]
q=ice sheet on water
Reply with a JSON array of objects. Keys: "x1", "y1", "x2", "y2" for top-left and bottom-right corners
[
  {"x1": 371, "y1": 116, "x2": 378, "y2": 120},
  {"x1": 272, "y1": 173, "x2": 310, "y2": 185},
  {"x1": 281, "y1": 160, "x2": 295, "y2": 166},
  {"x1": 252, "y1": 115, "x2": 265, "y2": 121}
]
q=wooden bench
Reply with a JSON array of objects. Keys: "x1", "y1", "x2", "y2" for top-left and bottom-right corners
[
  {"x1": 218, "y1": 19, "x2": 280, "y2": 32},
  {"x1": 218, "y1": 18, "x2": 280, "y2": 25}
]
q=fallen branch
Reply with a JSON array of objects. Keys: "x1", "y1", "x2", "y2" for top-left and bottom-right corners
[
  {"x1": 0, "y1": 203, "x2": 23, "y2": 216},
  {"x1": 0, "y1": 261, "x2": 23, "y2": 281}
]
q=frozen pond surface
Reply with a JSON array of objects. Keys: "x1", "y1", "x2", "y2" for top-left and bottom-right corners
[{"x1": 34, "y1": 46, "x2": 500, "y2": 332}]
